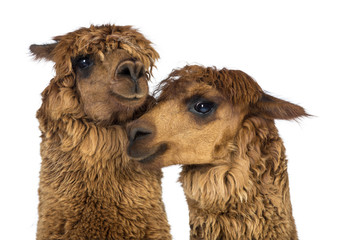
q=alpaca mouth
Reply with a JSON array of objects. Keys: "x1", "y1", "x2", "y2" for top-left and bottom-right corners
[
  {"x1": 110, "y1": 91, "x2": 145, "y2": 102},
  {"x1": 136, "y1": 144, "x2": 168, "y2": 164}
]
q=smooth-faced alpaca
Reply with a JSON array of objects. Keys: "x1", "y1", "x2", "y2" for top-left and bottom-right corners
[
  {"x1": 127, "y1": 65, "x2": 308, "y2": 240},
  {"x1": 31, "y1": 25, "x2": 171, "y2": 240}
]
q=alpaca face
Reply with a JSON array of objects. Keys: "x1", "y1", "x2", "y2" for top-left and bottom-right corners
[
  {"x1": 127, "y1": 65, "x2": 307, "y2": 168},
  {"x1": 74, "y1": 49, "x2": 149, "y2": 122},
  {"x1": 30, "y1": 25, "x2": 159, "y2": 124},
  {"x1": 127, "y1": 81, "x2": 247, "y2": 167}
]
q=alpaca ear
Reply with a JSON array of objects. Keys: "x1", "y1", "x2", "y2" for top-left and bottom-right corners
[
  {"x1": 251, "y1": 93, "x2": 309, "y2": 120},
  {"x1": 30, "y1": 43, "x2": 57, "y2": 61}
]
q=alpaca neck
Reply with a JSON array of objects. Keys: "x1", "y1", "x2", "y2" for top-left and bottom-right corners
[
  {"x1": 180, "y1": 162, "x2": 297, "y2": 240},
  {"x1": 179, "y1": 118, "x2": 297, "y2": 239}
]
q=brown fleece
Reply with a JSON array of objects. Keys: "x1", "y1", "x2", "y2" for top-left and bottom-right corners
[
  {"x1": 31, "y1": 24, "x2": 171, "y2": 240},
  {"x1": 127, "y1": 65, "x2": 308, "y2": 240}
]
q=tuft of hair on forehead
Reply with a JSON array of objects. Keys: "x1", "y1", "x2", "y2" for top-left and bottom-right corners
[
  {"x1": 31, "y1": 24, "x2": 160, "y2": 78},
  {"x1": 156, "y1": 65, "x2": 309, "y2": 120},
  {"x1": 156, "y1": 65, "x2": 263, "y2": 104}
]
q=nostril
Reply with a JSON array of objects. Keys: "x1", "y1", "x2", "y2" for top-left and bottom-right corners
[
  {"x1": 117, "y1": 64, "x2": 132, "y2": 77},
  {"x1": 130, "y1": 127, "x2": 152, "y2": 143},
  {"x1": 134, "y1": 130, "x2": 150, "y2": 140},
  {"x1": 116, "y1": 61, "x2": 146, "y2": 83},
  {"x1": 119, "y1": 66, "x2": 131, "y2": 76},
  {"x1": 137, "y1": 65, "x2": 146, "y2": 79}
]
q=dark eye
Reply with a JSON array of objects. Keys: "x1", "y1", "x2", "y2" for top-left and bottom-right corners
[
  {"x1": 194, "y1": 101, "x2": 215, "y2": 114},
  {"x1": 76, "y1": 56, "x2": 93, "y2": 69}
]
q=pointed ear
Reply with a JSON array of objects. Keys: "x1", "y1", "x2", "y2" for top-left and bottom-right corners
[
  {"x1": 251, "y1": 93, "x2": 309, "y2": 120},
  {"x1": 29, "y1": 43, "x2": 57, "y2": 61}
]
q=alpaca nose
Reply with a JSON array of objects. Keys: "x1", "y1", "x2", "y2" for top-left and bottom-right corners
[
  {"x1": 127, "y1": 124, "x2": 154, "y2": 159},
  {"x1": 128, "y1": 127, "x2": 152, "y2": 144},
  {"x1": 126, "y1": 122, "x2": 156, "y2": 159},
  {"x1": 116, "y1": 60, "x2": 146, "y2": 93}
]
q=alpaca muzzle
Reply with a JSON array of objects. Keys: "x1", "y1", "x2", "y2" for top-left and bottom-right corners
[
  {"x1": 126, "y1": 120, "x2": 168, "y2": 165},
  {"x1": 115, "y1": 59, "x2": 147, "y2": 95}
]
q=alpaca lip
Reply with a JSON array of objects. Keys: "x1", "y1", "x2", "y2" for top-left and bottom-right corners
[
  {"x1": 137, "y1": 144, "x2": 168, "y2": 164},
  {"x1": 110, "y1": 91, "x2": 144, "y2": 102}
]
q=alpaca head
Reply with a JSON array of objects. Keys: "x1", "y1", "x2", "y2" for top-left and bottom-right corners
[
  {"x1": 127, "y1": 65, "x2": 308, "y2": 168},
  {"x1": 31, "y1": 24, "x2": 159, "y2": 124}
]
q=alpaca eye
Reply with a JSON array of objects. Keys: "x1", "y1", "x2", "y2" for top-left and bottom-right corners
[
  {"x1": 76, "y1": 56, "x2": 93, "y2": 69},
  {"x1": 194, "y1": 102, "x2": 215, "y2": 114}
]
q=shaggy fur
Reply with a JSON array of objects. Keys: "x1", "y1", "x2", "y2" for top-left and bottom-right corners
[
  {"x1": 127, "y1": 65, "x2": 308, "y2": 240},
  {"x1": 31, "y1": 24, "x2": 171, "y2": 240}
]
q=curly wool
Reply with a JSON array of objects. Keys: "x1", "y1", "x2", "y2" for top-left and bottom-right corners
[
  {"x1": 181, "y1": 116, "x2": 297, "y2": 240},
  {"x1": 34, "y1": 25, "x2": 170, "y2": 240},
  {"x1": 155, "y1": 65, "x2": 300, "y2": 240},
  {"x1": 156, "y1": 65, "x2": 262, "y2": 104},
  {"x1": 32, "y1": 24, "x2": 159, "y2": 78}
]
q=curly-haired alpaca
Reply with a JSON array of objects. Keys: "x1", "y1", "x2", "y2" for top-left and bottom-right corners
[
  {"x1": 127, "y1": 65, "x2": 308, "y2": 240},
  {"x1": 31, "y1": 24, "x2": 171, "y2": 240}
]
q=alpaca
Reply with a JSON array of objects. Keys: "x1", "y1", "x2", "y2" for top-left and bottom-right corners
[
  {"x1": 31, "y1": 24, "x2": 171, "y2": 240},
  {"x1": 127, "y1": 65, "x2": 308, "y2": 240}
]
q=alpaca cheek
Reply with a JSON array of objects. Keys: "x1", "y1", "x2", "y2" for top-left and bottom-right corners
[{"x1": 150, "y1": 102, "x2": 186, "y2": 137}]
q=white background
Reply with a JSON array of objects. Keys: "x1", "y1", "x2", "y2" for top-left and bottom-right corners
[{"x1": 1, "y1": 0, "x2": 336, "y2": 239}]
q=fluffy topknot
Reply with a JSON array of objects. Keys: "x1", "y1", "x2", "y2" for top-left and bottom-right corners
[
  {"x1": 31, "y1": 24, "x2": 160, "y2": 78},
  {"x1": 156, "y1": 65, "x2": 263, "y2": 104}
]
